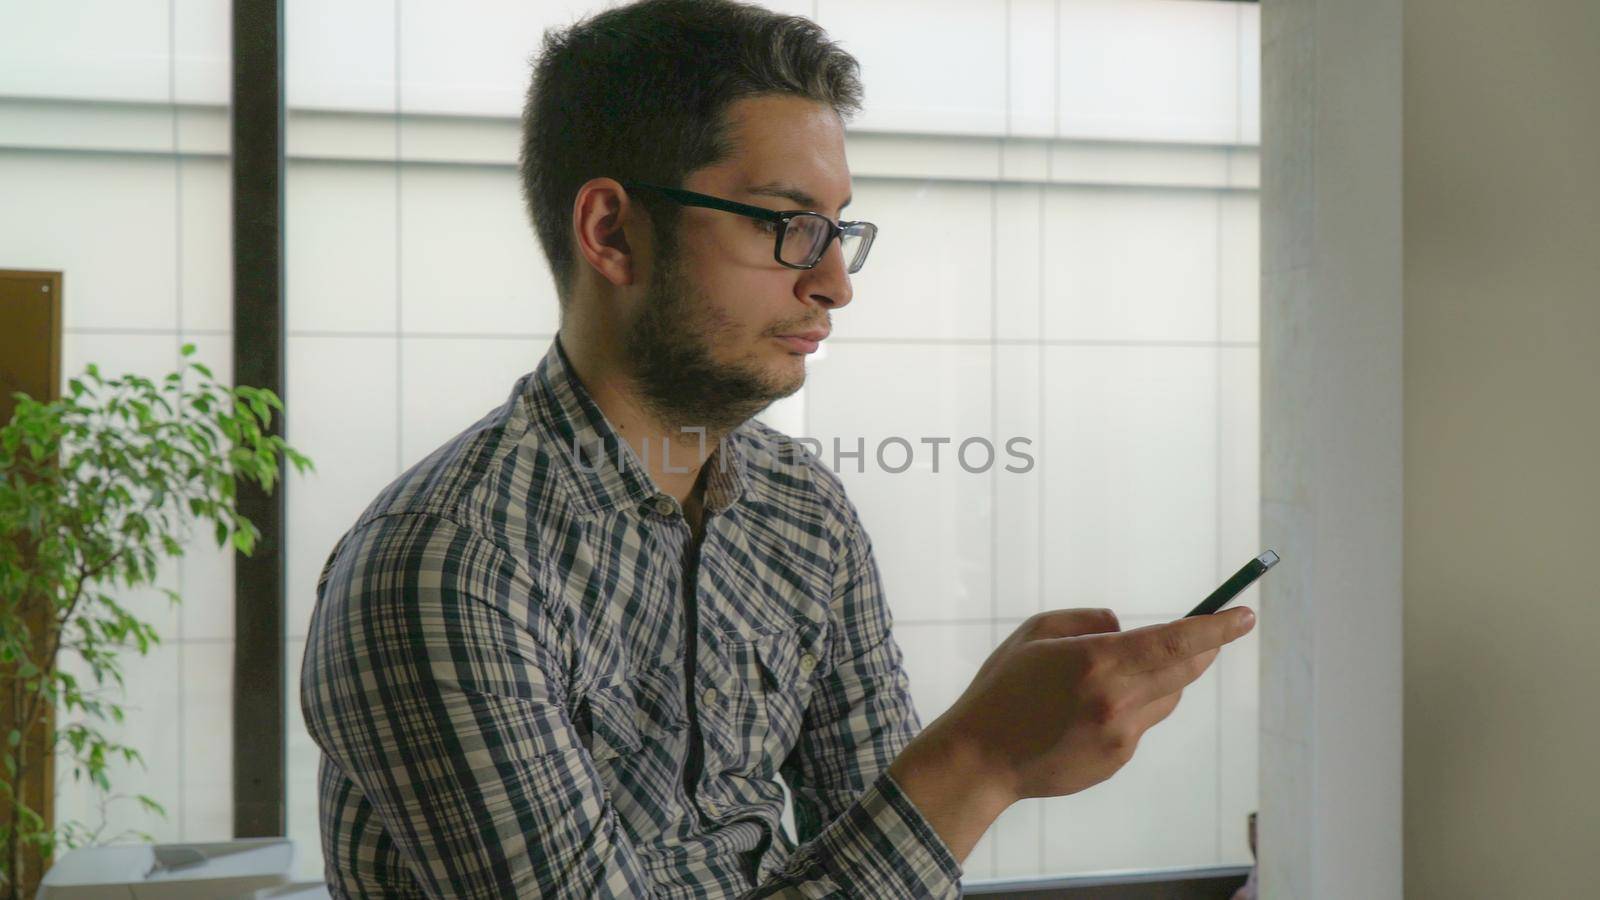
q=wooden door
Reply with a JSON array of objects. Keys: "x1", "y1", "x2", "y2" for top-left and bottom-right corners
[{"x1": 1, "y1": 269, "x2": 63, "y2": 899}]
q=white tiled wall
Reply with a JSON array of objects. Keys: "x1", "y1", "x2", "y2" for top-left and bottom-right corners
[
  {"x1": 285, "y1": 638, "x2": 320, "y2": 882},
  {"x1": 284, "y1": 336, "x2": 401, "y2": 640},
  {"x1": 398, "y1": 336, "x2": 547, "y2": 464},
  {"x1": 4, "y1": 0, "x2": 1262, "y2": 887},
  {"x1": 1008, "y1": 0, "x2": 1062, "y2": 138},
  {"x1": 1220, "y1": 190, "x2": 1262, "y2": 342},
  {"x1": 840, "y1": 180, "x2": 996, "y2": 341},
  {"x1": 807, "y1": 343, "x2": 996, "y2": 626},
  {"x1": 993, "y1": 345, "x2": 1044, "y2": 622},
  {"x1": 273, "y1": 0, "x2": 1261, "y2": 146},
  {"x1": 1042, "y1": 187, "x2": 1221, "y2": 342},
  {"x1": 397, "y1": 165, "x2": 561, "y2": 335},
  {"x1": 1, "y1": 0, "x2": 177, "y2": 104},
  {"x1": 286, "y1": 162, "x2": 401, "y2": 333},
  {"x1": 1039, "y1": 344, "x2": 1220, "y2": 617},
  {"x1": 2, "y1": 154, "x2": 180, "y2": 331},
  {"x1": 1057, "y1": 0, "x2": 1243, "y2": 144},
  {"x1": 820, "y1": 0, "x2": 1011, "y2": 135}
]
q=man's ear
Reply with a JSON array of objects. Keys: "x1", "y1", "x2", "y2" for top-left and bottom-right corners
[{"x1": 572, "y1": 178, "x2": 644, "y2": 288}]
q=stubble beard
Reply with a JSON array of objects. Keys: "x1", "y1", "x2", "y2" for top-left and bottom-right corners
[{"x1": 622, "y1": 243, "x2": 805, "y2": 437}]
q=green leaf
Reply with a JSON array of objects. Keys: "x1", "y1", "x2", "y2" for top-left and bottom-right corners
[{"x1": 0, "y1": 351, "x2": 319, "y2": 830}]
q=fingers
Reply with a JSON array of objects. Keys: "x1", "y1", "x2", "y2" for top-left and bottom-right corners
[
  {"x1": 1122, "y1": 646, "x2": 1219, "y2": 710},
  {"x1": 1128, "y1": 682, "x2": 1184, "y2": 734},
  {"x1": 1109, "y1": 607, "x2": 1254, "y2": 675}
]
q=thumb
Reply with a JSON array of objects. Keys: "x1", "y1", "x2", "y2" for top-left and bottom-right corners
[{"x1": 1029, "y1": 607, "x2": 1122, "y2": 638}]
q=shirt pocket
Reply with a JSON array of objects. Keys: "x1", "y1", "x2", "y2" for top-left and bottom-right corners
[
  {"x1": 575, "y1": 679, "x2": 643, "y2": 764},
  {"x1": 718, "y1": 621, "x2": 826, "y2": 777},
  {"x1": 573, "y1": 669, "x2": 689, "y2": 843}
]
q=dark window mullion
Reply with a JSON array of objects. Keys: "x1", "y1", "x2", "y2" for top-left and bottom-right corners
[{"x1": 231, "y1": 0, "x2": 287, "y2": 839}]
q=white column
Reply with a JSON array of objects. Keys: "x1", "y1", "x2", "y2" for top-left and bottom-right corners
[{"x1": 1260, "y1": 0, "x2": 1404, "y2": 896}]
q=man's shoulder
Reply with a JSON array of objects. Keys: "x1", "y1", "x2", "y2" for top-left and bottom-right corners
[{"x1": 317, "y1": 384, "x2": 560, "y2": 595}]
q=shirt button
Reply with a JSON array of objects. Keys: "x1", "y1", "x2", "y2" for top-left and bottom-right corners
[
  {"x1": 799, "y1": 653, "x2": 816, "y2": 675},
  {"x1": 701, "y1": 687, "x2": 718, "y2": 707},
  {"x1": 653, "y1": 495, "x2": 676, "y2": 516}
]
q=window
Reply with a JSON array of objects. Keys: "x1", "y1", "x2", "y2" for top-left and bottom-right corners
[{"x1": 1, "y1": 0, "x2": 237, "y2": 848}]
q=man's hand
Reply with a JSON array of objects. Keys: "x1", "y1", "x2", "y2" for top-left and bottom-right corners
[
  {"x1": 887, "y1": 606, "x2": 1256, "y2": 862},
  {"x1": 952, "y1": 606, "x2": 1254, "y2": 799}
]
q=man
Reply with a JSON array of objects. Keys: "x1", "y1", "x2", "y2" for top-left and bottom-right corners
[{"x1": 299, "y1": 1, "x2": 1256, "y2": 897}]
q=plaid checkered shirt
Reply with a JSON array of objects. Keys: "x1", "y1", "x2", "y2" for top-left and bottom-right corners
[{"x1": 299, "y1": 335, "x2": 964, "y2": 898}]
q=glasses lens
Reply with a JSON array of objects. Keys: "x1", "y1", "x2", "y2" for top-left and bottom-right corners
[
  {"x1": 779, "y1": 214, "x2": 831, "y2": 267},
  {"x1": 841, "y1": 222, "x2": 875, "y2": 274}
]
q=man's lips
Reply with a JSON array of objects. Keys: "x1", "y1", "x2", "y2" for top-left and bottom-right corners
[{"x1": 774, "y1": 328, "x2": 829, "y2": 354}]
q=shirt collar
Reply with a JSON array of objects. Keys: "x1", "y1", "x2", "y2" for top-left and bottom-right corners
[{"x1": 521, "y1": 334, "x2": 751, "y2": 519}]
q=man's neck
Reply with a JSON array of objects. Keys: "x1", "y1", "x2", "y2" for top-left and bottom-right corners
[{"x1": 559, "y1": 330, "x2": 728, "y2": 513}]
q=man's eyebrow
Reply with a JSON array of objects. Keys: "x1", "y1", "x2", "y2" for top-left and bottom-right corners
[{"x1": 745, "y1": 181, "x2": 852, "y2": 213}]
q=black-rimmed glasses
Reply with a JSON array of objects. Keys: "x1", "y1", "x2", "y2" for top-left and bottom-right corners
[{"x1": 620, "y1": 180, "x2": 878, "y2": 274}]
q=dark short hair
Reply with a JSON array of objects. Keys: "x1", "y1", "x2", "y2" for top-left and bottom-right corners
[{"x1": 518, "y1": 0, "x2": 864, "y2": 312}]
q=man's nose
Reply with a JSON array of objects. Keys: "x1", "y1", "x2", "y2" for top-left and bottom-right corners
[{"x1": 799, "y1": 235, "x2": 854, "y2": 309}]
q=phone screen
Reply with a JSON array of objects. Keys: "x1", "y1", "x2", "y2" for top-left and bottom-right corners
[{"x1": 1185, "y1": 550, "x2": 1279, "y2": 617}]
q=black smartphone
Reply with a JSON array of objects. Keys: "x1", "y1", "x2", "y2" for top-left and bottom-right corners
[{"x1": 1185, "y1": 550, "x2": 1280, "y2": 617}]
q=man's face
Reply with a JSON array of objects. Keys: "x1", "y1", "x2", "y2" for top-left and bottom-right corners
[{"x1": 625, "y1": 94, "x2": 855, "y2": 433}]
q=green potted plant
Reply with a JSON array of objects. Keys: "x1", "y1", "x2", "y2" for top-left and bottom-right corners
[{"x1": 0, "y1": 343, "x2": 312, "y2": 899}]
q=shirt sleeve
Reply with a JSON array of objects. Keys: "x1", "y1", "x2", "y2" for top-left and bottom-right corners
[
  {"x1": 768, "y1": 503, "x2": 966, "y2": 898},
  {"x1": 301, "y1": 509, "x2": 961, "y2": 900},
  {"x1": 301, "y1": 512, "x2": 657, "y2": 898}
]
